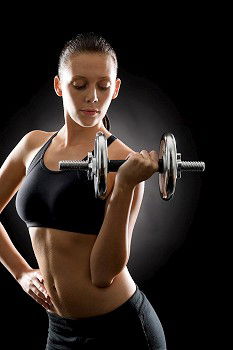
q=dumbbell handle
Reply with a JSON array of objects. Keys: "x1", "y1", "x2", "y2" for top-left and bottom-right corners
[
  {"x1": 59, "y1": 160, "x2": 159, "y2": 172},
  {"x1": 59, "y1": 160, "x2": 127, "y2": 171},
  {"x1": 108, "y1": 160, "x2": 163, "y2": 172},
  {"x1": 108, "y1": 159, "x2": 205, "y2": 172},
  {"x1": 179, "y1": 161, "x2": 205, "y2": 171},
  {"x1": 59, "y1": 159, "x2": 205, "y2": 173}
]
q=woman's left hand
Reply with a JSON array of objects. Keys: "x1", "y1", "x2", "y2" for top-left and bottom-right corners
[{"x1": 115, "y1": 149, "x2": 159, "y2": 188}]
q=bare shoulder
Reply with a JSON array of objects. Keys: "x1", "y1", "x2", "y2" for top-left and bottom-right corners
[
  {"x1": 23, "y1": 130, "x2": 58, "y2": 171},
  {"x1": 2, "y1": 129, "x2": 49, "y2": 167},
  {"x1": 0, "y1": 129, "x2": 54, "y2": 213},
  {"x1": 26, "y1": 129, "x2": 56, "y2": 149}
]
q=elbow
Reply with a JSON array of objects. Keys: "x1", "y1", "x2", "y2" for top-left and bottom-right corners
[
  {"x1": 91, "y1": 276, "x2": 115, "y2": 288},
  {"x1": 91, "y1": 261, "x2": 127, "y2": 288},
  {"x1": 90, "y1": 255, "x2": 129, "y2": 288}
]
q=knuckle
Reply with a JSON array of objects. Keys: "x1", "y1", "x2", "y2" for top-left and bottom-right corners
[
  {"x1": 132, "y1": 156, "x2": 139, "y2": 163},
  {"x1": 40, "y1": 290, "x2": 46, "y2": 298},
  {"x1": 32, "y1": 286, "x2": 39, "y2": 296}
]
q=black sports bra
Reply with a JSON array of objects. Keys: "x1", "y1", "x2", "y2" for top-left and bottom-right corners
[{"x1": 15, "y1": 131, "x2": 117, "y2": 235}]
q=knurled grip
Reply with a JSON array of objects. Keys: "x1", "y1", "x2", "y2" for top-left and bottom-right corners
[{"x1": 180, "y1": 161, "x2": 205, "y2": 171}]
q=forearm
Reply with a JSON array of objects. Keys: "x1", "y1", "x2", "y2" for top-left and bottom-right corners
[
  {"x1": 90, "y1": 180, "x2": 135, "y2": 287},
  {"x1": 0, "y1": 221, "x2": 32, "y2": 281}
]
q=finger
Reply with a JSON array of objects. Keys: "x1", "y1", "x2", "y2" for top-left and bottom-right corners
[
  {"x1": 125, "y1": 152, "x2": 136, "y2": 160},
  {"x1": 33, "y1": 278, "x2": 48, "y2": 298},
  {"x1": 35, "y1": 273, "x2": 44, "y2": 283},
  {"x1": 32, "y1": 279, "x2": 50, "y2": 301},
  {"x1": 30, "y1": 284, "x2": 49, "y2": 302},
  {"x1": 28, "y1": 289, "x2": 52, "y2": 309},
  {"x1": 149, "y1": 150, "x2": 159, "y2": 161},
  {"x1": 139, "y1": 150, "x2": 150, "y2": 159},
  {"x1": 147, "y1": 151, "x2": 159, "y2": 171},
  {"x1": 139, "y1": 150, "x2": 158, "y2": 171}
]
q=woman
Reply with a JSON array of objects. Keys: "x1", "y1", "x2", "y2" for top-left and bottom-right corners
[{"x1": 0, "y1": 32, "x2": 167, "y2": 349}]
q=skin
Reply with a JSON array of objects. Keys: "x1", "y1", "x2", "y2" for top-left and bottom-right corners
[
  {"x1": 53, "y1": 52, "x2": 121, "y2": 146},
  {"x1": 15, "y1": 52, "x2": 159, "y2": 314}
]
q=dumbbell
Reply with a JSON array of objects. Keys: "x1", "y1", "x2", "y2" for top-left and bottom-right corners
[{"x1": 59, "y1": 132, "x2": 205, "y2": 200}]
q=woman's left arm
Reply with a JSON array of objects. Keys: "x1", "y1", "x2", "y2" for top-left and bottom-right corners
[{"x1": 90, "y1": 178, "x2": 145, "y2": 288}]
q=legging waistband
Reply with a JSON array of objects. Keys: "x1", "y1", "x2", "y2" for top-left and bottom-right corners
[{"x1": 46, "y1": 284, "x2": 145, "y2": 332}]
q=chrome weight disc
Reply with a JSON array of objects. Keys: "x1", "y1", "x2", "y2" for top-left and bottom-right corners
[
  {"x1": 158, "y1": 133, "x2": 177, "y2": 200},
  {"x1": 94, "y1": 132, "x2": 108, "y2": 199}
]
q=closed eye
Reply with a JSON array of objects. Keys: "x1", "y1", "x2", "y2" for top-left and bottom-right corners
[
  {"x1": 73, "y1": 85, "x2": 110, "y2": 91},
  {"x1": 99, "y1": 86, "x2": 110, "y2": 90}
]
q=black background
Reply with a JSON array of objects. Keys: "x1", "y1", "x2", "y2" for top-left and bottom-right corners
[{"x1": 0, "y1": 7, "x2": 220, "y2": 350}]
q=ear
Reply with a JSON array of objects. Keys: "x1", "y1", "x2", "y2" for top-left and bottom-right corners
[
  {"x1": 54, "y1": 75, "x2": 62, "y2": 96},
  {"x1": 112, "y1": 78, "x2": 121, "y2": 100}
]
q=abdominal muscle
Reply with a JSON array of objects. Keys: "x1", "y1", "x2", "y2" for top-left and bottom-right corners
[{"x1": 29, "y1": 226, "x2": 136, "y2": 319}]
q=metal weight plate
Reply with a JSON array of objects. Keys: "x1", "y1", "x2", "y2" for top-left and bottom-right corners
[
  {"x1": 158, "y1": 133, "x2": 177, "y2": 200},
  {"x1": 94, "y1": 132, "x2": 108, "y2": 199}
]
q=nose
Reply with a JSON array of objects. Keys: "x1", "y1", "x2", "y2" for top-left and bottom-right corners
[{"x1": 85, "y1": 87, "x2": 98, "y2": 103}]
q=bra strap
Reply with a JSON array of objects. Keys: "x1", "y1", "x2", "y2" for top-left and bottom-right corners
[
  {"x1": 27, "y1": 131, "x2": 58, "y2": 175},
  {"x1": 107, "y1": 134, "x2": 117, "y2": 147}
]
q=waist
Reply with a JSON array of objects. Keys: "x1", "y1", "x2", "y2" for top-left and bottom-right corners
[
  {"x1": 46, "y1": 284, "x2": 143, "y2": 329},
  {"x1": 45, "y1": 266, "x2": 136, "y2": 318},
  {"x1": 29, "y1": 226, "x2": 136, "y2": 318}
]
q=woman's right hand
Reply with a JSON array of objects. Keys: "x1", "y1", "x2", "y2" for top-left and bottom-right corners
[
  {"x1": 116, "y1": 149, "x2": 159, "y2": 188},
  {"x1": 17, "y1": 268, "x2": 54, "y2": 311}
]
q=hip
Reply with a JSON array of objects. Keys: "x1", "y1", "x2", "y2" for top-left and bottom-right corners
[{"x1": 46, "y1": 284, "x2": 167, "y2": 349}]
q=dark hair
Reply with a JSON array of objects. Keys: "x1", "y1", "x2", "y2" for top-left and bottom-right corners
[{"x1": 58, "y1": 32, "x2": 118, "y2": 131}]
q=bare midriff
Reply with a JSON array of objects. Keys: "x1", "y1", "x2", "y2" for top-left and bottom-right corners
[
  {"x1": 25, "y1": 130, "x2": 136, "y2": 319},
  {"x1": 29, "y1": 226, "x2": 136, "y2": 319}
]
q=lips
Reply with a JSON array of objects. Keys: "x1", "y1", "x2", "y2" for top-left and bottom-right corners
[
  {"x1": 80, "y1": 109, "x2": 99, "y2": 116},
  {"x1": 80, "y1": 109, "x2": 99, "y2": 112}
]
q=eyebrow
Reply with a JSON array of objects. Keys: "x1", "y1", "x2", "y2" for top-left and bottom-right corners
[{"x1": 72, "y1": 75, "x2": 110, "y2": 80}]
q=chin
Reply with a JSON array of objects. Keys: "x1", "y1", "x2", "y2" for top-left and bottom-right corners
[{"x1": 78, "y1": 119, "x2": 99, "y2": 128}]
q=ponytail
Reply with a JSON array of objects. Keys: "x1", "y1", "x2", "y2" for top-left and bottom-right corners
[{"x1": 102, "y1": 114, "x2": 111, "y2": 131}]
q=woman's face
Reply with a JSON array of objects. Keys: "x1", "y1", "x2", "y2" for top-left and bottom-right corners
[{"x1": 54, "y1": 53, "x2": 121, "y2": 127}]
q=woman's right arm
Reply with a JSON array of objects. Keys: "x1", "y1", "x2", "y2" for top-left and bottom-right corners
[
  {"x1": 0, "y1": 130, "x2": 55, "y2": 310},
  {"x1": 0, "y1": 130, "x2": 38, "y2": 280}
]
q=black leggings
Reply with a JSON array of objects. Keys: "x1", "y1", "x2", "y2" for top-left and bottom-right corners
[{"x1": 45, "y1": 284, "x2": 167, "y2": 349}]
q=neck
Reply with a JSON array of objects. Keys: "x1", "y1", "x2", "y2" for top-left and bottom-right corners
[{"x1": 57, "y1": 118, "x2": 109, "y2": 147}]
